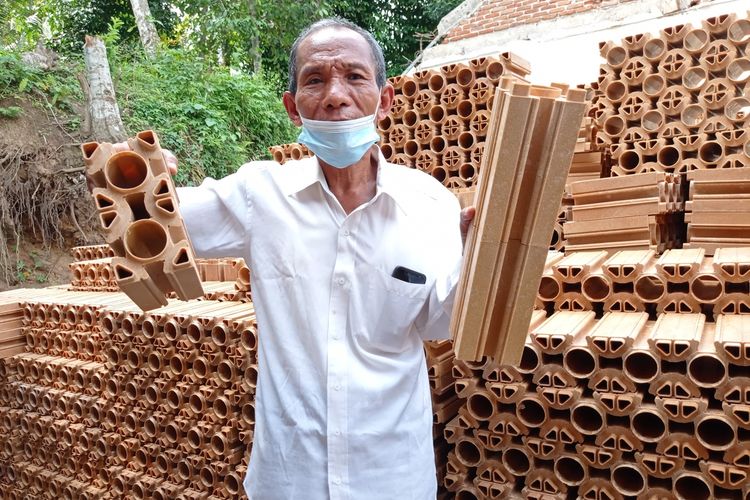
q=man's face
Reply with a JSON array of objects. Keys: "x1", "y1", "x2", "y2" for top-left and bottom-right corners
[{"x1": 283, "y1": 27, "x2": 393, "y2": 125}]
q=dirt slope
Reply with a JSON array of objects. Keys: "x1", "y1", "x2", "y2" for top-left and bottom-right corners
[{"x1": 0, "y1": 96, "x2": 100, "y2": 290}]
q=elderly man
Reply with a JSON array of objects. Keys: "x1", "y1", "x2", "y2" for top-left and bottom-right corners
[{"x1": 176, "y1": 18, "x2": 473, "y2": 499}]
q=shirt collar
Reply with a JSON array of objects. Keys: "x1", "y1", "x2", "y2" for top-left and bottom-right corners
[
  {"x1": 374, "y1": 150, "x2": 409, "y2": 215},
  {"x1": 278, "y1": 155, "x2": 327, "y2": 196},
  {"x1": 279, "y1": 151, "x2": 410, "y2": 215}
]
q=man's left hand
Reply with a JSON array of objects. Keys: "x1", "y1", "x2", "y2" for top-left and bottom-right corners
[{"x1": 460, "y1": 206, "x2": 476, "y2": 247}]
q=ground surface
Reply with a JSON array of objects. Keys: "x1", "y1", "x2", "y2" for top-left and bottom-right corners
[{"x1": 0, "y1": 95, "x2": 100, "y2": 291}]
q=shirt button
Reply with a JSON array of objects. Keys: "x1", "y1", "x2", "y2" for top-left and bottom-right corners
[
  {"x1": 334, "y1": 430, "x2": 341, "y2": 436},
  {"x1": 343, "y1": 230, "x2": 350, "y2": 237},
  {"x1": 333, "y1": 477, "x2": 342, "y2": 485},
  {"x1": 334, "y1": 384, "x2": 341, "y2": 391},
  {"x1": 337, "y1": 278, "x2": 346, "y2": 286},
  {"x1": 332, "y1": 334, "x2": 339, "y2": 340}
]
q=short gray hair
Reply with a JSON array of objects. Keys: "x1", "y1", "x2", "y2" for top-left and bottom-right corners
[{"x1": 288, "y1": 17, "x2": 387, "y2": 94}]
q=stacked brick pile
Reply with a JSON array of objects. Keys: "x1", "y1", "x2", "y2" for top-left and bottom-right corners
[
  {"x1": 595, "y1": 13, "x2": 750, "y2": 177},
  {"x1": 267, "y1": 52, "x2": 531, "y2": 185},
  {"x1": 0, "y1": 288, "x2": 257, "y2": 498},
  {"x1": 563, "y1": 172, "x2": 686, "y2": 252},
  {"x1": 536, "y1": 247, "x2": 750, "y2": 317},
  {"x1": 71, "y1": 245, "x2": 115, "y2": 262},
  {"x1": 555, "y1": 83, "x2": 609, "y2": 252},
  {"x1": 0, "y1": 298, "x2": 24, "y2": 360},
  {"x1": 69, "y1": 245, "x2": 251, "y2": 302},
  {"x1": 444, "y1": 307, "x2": 750, "y2": 499},
  {"x1": 378, "y1": 53, "x2": 530, "y2": 189},
  {"x1": 425, "y1": 340, "x2": 462, "y2": 498},
  {"x1": 443, "y1": 245, "x2": 750, "y2": 497},
  {"x1": 562, "y1": 12, "x2": 750, "y2": 253}
]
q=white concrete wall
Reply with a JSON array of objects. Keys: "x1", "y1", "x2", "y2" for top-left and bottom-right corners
[{"x1": 417, "y1": 0, "x2": 749, "y2": 86}]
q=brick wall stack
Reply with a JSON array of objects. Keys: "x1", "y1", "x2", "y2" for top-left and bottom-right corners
[
  {"x1": 595, "y1": 13, "x2": 750, "y2": 176},
  {"x1": 0, "y1": 287, "x2": 258, "y2": 498},
  {"x1": 566, "y1": 12, "x2": 750, "y2": 254},
  {"x1": 442, "y1": 0, "x2": 640, "y2": 44},
  {"x1": 378, "y1": 52, "x2": 530, "y2": 190},
  {"x1": 443, "y1": 246, "x2": 750, "y2": 498}
]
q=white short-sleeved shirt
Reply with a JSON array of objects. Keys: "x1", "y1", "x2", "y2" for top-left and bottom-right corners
[{"x1": 177, "y1": 152, "x2": 462, "y2": 500}]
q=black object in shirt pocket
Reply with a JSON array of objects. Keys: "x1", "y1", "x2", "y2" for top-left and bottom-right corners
[{"x1": 391, "y1": 265, "x2": 426, "y2": 285}]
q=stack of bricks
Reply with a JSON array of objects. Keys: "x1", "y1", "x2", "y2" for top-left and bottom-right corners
[
  {"x1": 536, "y1": 247, "x2": 750, "y2": 317},
  {"x1": 684, "y1": 168, "x2": 750, "y2": 253},
  {"x1": 444, "y1": 308, "x2": 750, "y2": 499},
  {"x1": 0, "y1": 297, "x2": 24, "y2": 359},
  {"x1": 568, "y1": 83, "x2": 608, "y2": 187},
  {"x1": 425, "y1": 340, "x2": 462, "y2": 498},
  {"x1": 570, "y1": 12, "x2": 750, "y2": 252},
  {"x1": 0, "y1": 287, "x2": 258, "y2": 498},
  {"x1": 378, "y1": 53, "x2": 530, "y2": 190},
  {"x1": 516, "y1": 79, "x2": 608, "y2": 255},
  {"x1": 563, "y1": 172, "x2": 686, "y2": 252},
  {"x1": 69, "y1": 257, "x2": 118, "y2": 293},
  {"x1": 268, "y1": 143, "x2": 312, "y2": 165},
  {"x1": 191, "y1": 258, "x2": 252, "y2": 303},
  {"x1": 442, "y1": 245, "x2": 750, "y2": 498},
  {"x1": 71, "y1": 245, "x2": 115, "y2": 262},
  {"x1": 82, "y1": 130, "x2": 204, "y2": 311},
  {"x1": 556, "y1": 94, "x2": 609, "y2": 252},
  {"x1": 595, "y1": 12, "x2": 750, "y2": 176},
  {"x1": 68, "y1": 244, "x2": 252, "y2": 302}
]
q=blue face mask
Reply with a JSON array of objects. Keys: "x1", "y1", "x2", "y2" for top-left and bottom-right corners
[{"x1": 297, "y1": 104, "x2": 381, "y2": 169}]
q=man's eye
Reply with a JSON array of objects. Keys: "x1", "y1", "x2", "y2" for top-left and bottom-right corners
[
  {"x1": 349, "y1": 74, "x2": 363, "y2": 80},
  {"x1": 307, "y1": 77, "x2": 322, "y2": 85}
]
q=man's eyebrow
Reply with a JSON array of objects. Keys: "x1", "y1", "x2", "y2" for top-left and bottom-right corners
[
  {"x1": 299, "y1": 61, "x2": 373, "y2": 77},
  {"x1": 343, "y1": 61, "x2": 372, "y2": 73}
]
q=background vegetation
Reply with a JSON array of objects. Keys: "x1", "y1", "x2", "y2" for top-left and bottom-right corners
[{"x1": 1, "y1": 0, "x2": 462, "y2": 182}]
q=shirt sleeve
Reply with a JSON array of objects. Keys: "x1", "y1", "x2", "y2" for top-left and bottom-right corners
[
  {"x1": 414, "y1": 192, "x2": 464, "y2": 341},
  {"x1": 176, "y1": 164, "x2": 253, "y2": 259}
]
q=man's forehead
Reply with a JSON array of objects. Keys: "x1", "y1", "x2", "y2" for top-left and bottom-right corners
[
  {"x1": 303, "y1": 26, "x2": 368, "y2": 47},
  {"x1": 297, "y1": 27, "x2": 375, "y2": 74}
]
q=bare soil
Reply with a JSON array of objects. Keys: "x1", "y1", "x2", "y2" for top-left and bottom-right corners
[{"x1": 0, "y1": 95, "x2": 101, "y2": 291}]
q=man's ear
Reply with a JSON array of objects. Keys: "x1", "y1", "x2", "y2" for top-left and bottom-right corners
[
  {"x1": 377, "y1": 83, "x2": 395, "y2": 122},
  {"x1": 283, "y1": 91, "x2": 302, "y2": 127}
]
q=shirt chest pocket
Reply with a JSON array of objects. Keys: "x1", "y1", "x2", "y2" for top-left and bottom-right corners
[{"x1": 352, "y1": 263, "x2": 430, "y2": 353}]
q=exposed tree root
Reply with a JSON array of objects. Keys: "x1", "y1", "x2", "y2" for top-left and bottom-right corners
[{"x1": 0, "y1": 142, "x2": 91, "y2": 284}]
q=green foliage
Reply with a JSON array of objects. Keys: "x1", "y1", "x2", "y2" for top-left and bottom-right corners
[
  {"x1": 172, "y1": 0, "x2": 326, "y2": 79},
  {"x1": 0, "y1": 0, "x2": 41, "y2": 49},
  {"x1": 14, "y1": 253, "x2": 48, "y2": 284},
  {"x1": 0, "y1": 106, "x2": 23, "y2": 118},
  {"x1": 44, "y1": 0, "x2": 176, "y2": 55},
  {"x1": 331, "y1": 0, "x2": 464, "y2": 75},
  {"x1": 1, "y1": 0, "x2": 167, "y2": 53},
  {"x1": 4, "y1": 0, "x2": 459, "y2": 85},
  {"x1": 0, "y1": 49, "x2": 82, "y2": 113},
  {"x1": 114, "y1": 49, "x2": 298, "y2": 185}
]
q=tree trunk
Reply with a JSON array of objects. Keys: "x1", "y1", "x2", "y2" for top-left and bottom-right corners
[
  {"x1": 129, "y1": 0, "x2": 159, "y2": 57},
  {"x1": 248, "y1": 0, "x2": 261, "y2": 73},
  {"x1": 83, "y1": 36, "x2": 127, "y2": 143}
]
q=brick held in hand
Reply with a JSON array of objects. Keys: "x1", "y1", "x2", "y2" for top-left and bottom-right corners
[{"x1": 80, "y1": 130, "x2": 203, "y2": 310}]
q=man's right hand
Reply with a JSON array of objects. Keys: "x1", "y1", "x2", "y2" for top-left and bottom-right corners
[{"x1": 85, "y1": 142, "x2": 178, "y2": 192}]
